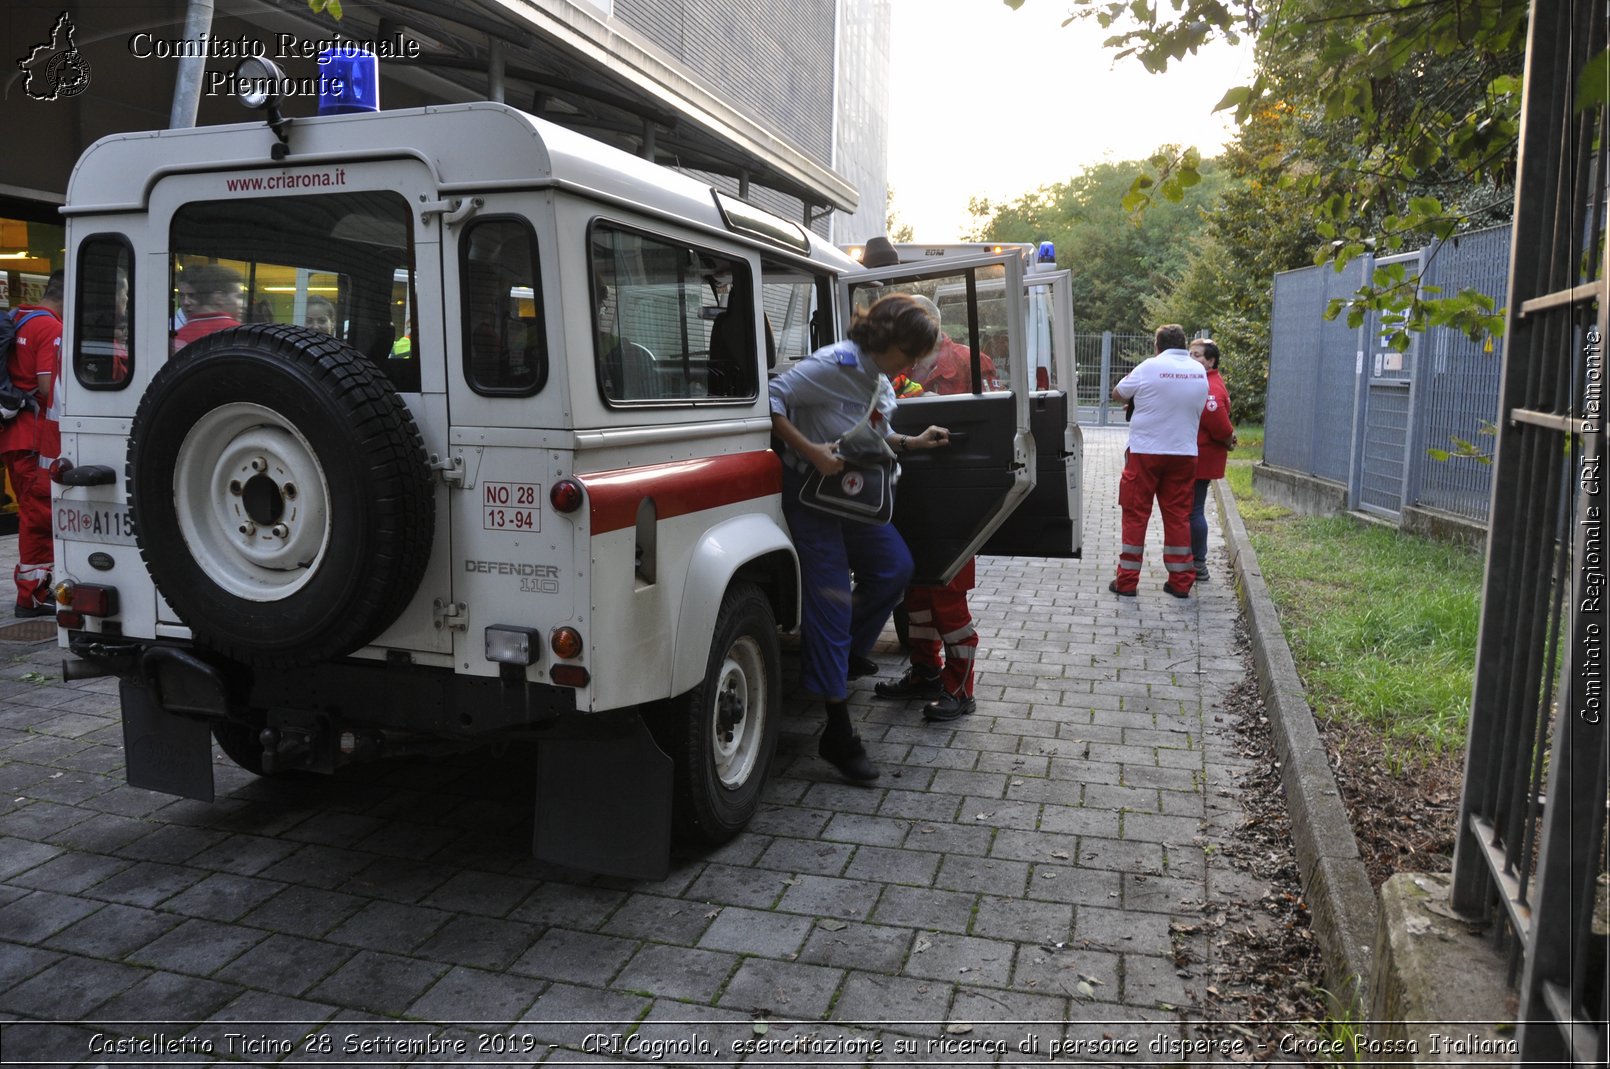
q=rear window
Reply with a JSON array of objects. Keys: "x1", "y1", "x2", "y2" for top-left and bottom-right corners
[
  {"x1": 461, "y1": 216, "x2": 546, "y2": 395},
  {"x1": 74, "y1": 236, "x2": 133, "y2": 389},
  {"x1": 169, "y1": 191, "x2": 421, "y2": 392}
]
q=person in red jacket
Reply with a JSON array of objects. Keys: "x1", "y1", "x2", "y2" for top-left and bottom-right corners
[
  {"x1": 172, "y1": 264, "x2": 244, "y2": 353},
  {"x1": 909, "y1": 295, "x2": 997, "y2": 395},
  {"x1": 1190, "y1": 338, "x2": 1237, "y2": 582},
  {"x1": 2, "y1": 271, "x2": 64, "y2": 616},
  {"x1": 875, "y1": 295, "x2": 986, "y2": 722}
]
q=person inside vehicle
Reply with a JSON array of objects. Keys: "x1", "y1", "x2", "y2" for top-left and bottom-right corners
[
  {"x1": 111, "y1": 268, "x2": 130, "y2": 383},
  {"x1": 909, "y1": 294, "x2": 997, "y2": 394},
  {"x1": 305, "y1": 294, "x2": 337, "y2": 336},
  {"x1": 172, "y1": 264, "x2": 245, "y2": 353},
  {"x1": 768, "y1": 292, "x2": 952, "y2": 783}
]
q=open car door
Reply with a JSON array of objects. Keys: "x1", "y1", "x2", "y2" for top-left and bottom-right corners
[
  {"x1": 840, "y1": 252, "x2": 1032, "y2": 586},
  {"x1": 981, "y1": 267, "x2": 1082, "y2": 559}
]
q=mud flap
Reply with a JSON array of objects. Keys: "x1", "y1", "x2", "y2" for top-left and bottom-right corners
[
  {"x1": 119, "y1": 678, "x2": 214, "y2": 801},
  {"x1": 533, "y1": 712, "x2": 673, "y2": 880}
]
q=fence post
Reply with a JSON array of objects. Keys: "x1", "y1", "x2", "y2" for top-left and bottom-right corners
[
  {"x1": 1346, "y1": 254, "x2": 1373, "y2": 511},
  {"x1": 1099, "y1": 331, "x2": 1113, "y2": 425}
]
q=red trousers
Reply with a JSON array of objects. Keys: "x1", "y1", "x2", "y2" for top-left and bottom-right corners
[
  {"x1": 2, "y1": 451, "x2": 52, "y2": 609},
  {"x1": 1116, "y1": 451, "x2": 1196, "y2": 595},
  {"x1": 905, "y1": 558, "x2": 977, "y2": 697}
]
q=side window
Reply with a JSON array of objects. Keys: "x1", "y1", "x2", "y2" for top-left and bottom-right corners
[
  {"x1": 75, "y1": 237, "x2": 132, "y2": 389},
  {"x1": 461, "y1": 217, "x2": 546, "y2": 395},
  {"x1": 848, "y1": 265, "x2": 1011, "y2": 395},
  {"x1": 762, "y1": 266, "x2": 831, "y2": 370},
  {"x1": 591, "y1": 224, "x2": 756, "y2": 403},
  {"x1": 170, "y1": 191, "x2": 421, "y2": 393}
]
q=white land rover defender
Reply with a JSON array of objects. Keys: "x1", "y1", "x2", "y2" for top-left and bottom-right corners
[{"x1": 53, "y1": 93, "x2": 1082, "y2": 877}]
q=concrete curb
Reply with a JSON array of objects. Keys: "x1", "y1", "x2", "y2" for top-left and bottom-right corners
[{"x1": 1213, "y1": 478, "x2": 1379, "y2": 1010}]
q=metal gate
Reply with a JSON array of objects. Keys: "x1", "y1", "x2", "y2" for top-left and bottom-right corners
[
  {"x1": 1075, "y1": 331, "x2": 1152, "y2": 424},
  {"x1": 1352, "y1": 251, "x2": 1423, "y2": 518}
]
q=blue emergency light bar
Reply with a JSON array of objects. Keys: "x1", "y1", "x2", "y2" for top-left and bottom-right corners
[{"x1": 318, "y1": 47, "x2": 379, "y2": 115}]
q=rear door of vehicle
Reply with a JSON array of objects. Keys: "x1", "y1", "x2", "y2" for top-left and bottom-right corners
[
  {"x1": 839, "y1": 252, "x2": 1031, "y2": 585},
  {"x1": 982, "y1": 268, "x2": 1082, "y2": 558},
  {"x1": 133, "y1": 161, "x2": 453, "y2": 658}
]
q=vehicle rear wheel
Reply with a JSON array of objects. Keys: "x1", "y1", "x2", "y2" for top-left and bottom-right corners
[
  {"x1": 127, "y1": 325, "x2": 434, "y2": 668},
  {"x1": 662, "y1": 582, "x2": 780, "y2": 845},
  {"x1": 211, "y1": 721, "x2": 267, "y2": 776}
]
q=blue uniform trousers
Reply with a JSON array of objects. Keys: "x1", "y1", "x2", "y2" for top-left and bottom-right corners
[{"x1": 781, "y1": 467, "x2": 913, "y2": 701}]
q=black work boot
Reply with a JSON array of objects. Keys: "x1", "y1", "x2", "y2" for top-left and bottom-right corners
[
  {"x1": 819, "y1": 702, "x2": 879, "y2": 783},
  {"x1": 874, "y1": 665, "x2": 942, "y2": 700},
  {"x1": 847, "y1": 655, "x2": 879, "y2": 681},
  {"x1": 922, "y1": 692, "x2": 976, "y2": 722}
]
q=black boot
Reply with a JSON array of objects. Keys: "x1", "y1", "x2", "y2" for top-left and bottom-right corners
[
  {"x1": 923, "y1": 691, "x2": 976, "y2": 722},
  {"x1": 819, "y1": 702, "x2": 879, "y2": 784},
  {"x1": 874, "y1": 664, "x2": 942, "y2": 700},
  {"x1": 847, "y1": 654, "x2": 879, "y2": 680}
]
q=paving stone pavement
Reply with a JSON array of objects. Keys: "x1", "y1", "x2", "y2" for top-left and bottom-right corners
[{"x1": 0, "y1": 425, "x2": 1268, "y2": 1067}]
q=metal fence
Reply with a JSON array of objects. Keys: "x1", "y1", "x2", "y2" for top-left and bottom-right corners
[
  {"x1": 1449, "y1": 2, "x2": 1609, "y2": 1062},
  {"x1": 1263, "y1": 226, "x2": 1511, "y2": 525},
  {"x1": 1074, "y1": 331, "x2": 1154, "y2": 424}
]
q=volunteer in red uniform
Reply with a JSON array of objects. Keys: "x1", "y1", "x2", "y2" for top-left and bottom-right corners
[
  {"x1": 1189, "y1": 338, "x2": 1237, "y2": 582},
  {"x1": 1109, "y1": 324, "x2": 1208, "y2": 598},
  {"x1": 910, "y1": 295, "x2": 998, "y2": 395},
  {"x1": 1, "y1": 271, "x2": 64, "y2": 617},
  {"x1": 876, "y1": 295, "x2": 983, "y2": 721},
  {"x1": 172, "y1": 264, "x2": 244, "y2": 353}
]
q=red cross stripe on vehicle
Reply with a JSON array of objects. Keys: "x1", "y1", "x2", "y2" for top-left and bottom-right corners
[{"x1": 579, "y1": 451, "x2": 783, "y2": 534}]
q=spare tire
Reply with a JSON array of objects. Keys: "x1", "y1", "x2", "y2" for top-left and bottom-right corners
[{"x1": 128, "y1": 324, "x2": 434, "y2": 668}]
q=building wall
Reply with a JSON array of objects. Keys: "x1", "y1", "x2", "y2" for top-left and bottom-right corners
[
  {"x1": 614, "y1": 0, "x2": 837, "y2": 164},
  {"x1": 830, "y1": 0, "x2": 890, "y2": 243},
  {"x1": 612, "y1": 0, "x2": 887, "y2": 238}
]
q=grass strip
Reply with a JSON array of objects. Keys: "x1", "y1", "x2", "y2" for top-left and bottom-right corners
[{"x1": 1222, "y1": 426, "x2": 1482, "y2": 755}]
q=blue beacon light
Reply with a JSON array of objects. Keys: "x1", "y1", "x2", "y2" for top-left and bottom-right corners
[
  {"x1": 1037, "y1": 241, "x2": 1056, "y2": 264},
  {"x1": 317, "y1": 46, "x2": 380, "y2": 115}
]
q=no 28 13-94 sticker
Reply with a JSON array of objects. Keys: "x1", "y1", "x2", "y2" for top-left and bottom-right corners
[{"x1": 483, "y1": 481, "x2": 541, "y2": 532}]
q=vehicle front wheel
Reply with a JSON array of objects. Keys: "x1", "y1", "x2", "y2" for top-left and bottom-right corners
[{"x1": 662, "y1": 582, "x2": 780, "y2": 845}]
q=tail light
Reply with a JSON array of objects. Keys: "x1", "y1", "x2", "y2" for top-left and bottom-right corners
[
  {"x1": 548, "y1": 626, "x2": 588, "y2": 687},
  {"x1": 549, "y1": 478, "x2": 584, "y2": 514},
  {"x1": 53, "y1": 580, "x2": 119, "y2": 618}
]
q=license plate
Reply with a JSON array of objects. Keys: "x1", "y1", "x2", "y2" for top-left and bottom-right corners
[{"x1": 54, "y1": 501, "x2": 137, "y2": 546}]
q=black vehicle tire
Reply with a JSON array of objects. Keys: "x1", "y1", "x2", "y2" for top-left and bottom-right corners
[
  {"x1": 127, "y1": 325, "x2": 434, "y2": 668},
  {"x1": 211, "y1": 720, "x2": 267, "y2": 776},
  {"x1": 658, "y1": 582, "x2": 781, "y2": 845}
]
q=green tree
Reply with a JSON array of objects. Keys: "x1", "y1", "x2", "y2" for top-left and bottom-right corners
[
  {"x1": 1145, "y1": 102, "x2": 1325, "y2": 422},
  {"x1": 885, "y1": 188, "x2": 915, "y2": 243},
  {"x1": 968, "y1": 151, "x2": 1225, "y2": 332},
  {"x1": 1007, "y1": 0, "x2": 1528, "y2": 348}
]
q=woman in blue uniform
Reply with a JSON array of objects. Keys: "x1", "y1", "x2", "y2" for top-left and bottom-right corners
[{"x1": 768, "y1": 293, "x2": 951, "y2": 783}]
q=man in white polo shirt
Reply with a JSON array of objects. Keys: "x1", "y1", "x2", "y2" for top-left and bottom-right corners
[{"x1": 1109, "y1": 324, "x2": 1209, "y2": 598}]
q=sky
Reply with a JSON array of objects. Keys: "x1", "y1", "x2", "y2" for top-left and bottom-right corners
[{"x1": 885, "y1": 0, "x2": 1257, "y2": 241}]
